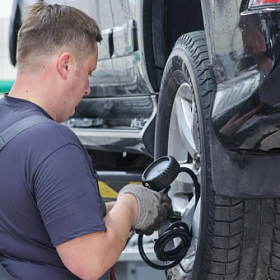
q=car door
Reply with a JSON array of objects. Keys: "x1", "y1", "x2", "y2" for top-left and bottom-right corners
[
  {"x1": 110, "y1": 0, "x2": 134, "y2": 85},
  {"x1": 109, "y1": 0, "x2": 152, "y2": 96}
]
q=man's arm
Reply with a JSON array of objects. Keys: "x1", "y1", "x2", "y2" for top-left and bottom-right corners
[
  {"x1": 35, "y1": 144, "x2": 171, "y2": 280},
  {"x1": 56, "y1": 193, "x2": 138, "y2": 280}
]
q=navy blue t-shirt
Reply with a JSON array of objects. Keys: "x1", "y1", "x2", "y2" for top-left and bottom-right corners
[{"x1": 0, "y1": 94, "x2": 109, "y2": 280}]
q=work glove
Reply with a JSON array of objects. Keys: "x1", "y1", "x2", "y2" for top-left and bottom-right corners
[{"x1": 118, "y1": 184, "x2": 172, "y2": 235}]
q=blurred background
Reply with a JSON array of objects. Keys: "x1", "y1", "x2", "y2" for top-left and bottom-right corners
[{"x1": 0, "y1": 1, "x2": 17, "y2": 94}]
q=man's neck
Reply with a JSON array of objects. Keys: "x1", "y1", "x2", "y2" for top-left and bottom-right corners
[{"x1": 9, "y1": 75, "x2": 58, "y2": 121}]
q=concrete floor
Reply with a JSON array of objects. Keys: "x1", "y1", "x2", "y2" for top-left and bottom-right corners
[{"x1": 115, "y1": 261, "x2": 165, "y2": 280}]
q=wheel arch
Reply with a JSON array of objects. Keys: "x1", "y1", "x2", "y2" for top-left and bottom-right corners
[{"x1": 143, "y1": 0, "x2": 205, "y2": 92}]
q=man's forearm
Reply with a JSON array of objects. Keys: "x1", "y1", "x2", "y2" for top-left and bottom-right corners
[{"x1": 56, "y1": 194, "x2": 138, "y2": 280}]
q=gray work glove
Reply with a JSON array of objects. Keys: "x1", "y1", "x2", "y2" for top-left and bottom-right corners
[{"x1": 118, "y1": 184, "x2": 172, "y2": 235}]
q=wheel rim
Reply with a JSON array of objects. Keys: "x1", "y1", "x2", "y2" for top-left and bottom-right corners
[{"x1": 167, "y1": 82, "x2": 201, "y2": 277}]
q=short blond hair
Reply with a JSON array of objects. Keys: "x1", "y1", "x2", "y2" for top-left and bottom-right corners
[{"x1": 17, "y1": 1, "x2": 102, "y2": 71}]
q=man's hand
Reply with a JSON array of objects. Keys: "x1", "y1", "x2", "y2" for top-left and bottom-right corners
[{"x1": 118, "y1": 184, "x2": 172, "y2": 235}]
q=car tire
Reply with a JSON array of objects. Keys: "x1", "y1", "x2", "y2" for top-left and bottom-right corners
[{"x1": 155, "y1": 31, "x2": 280, "y2": 279}]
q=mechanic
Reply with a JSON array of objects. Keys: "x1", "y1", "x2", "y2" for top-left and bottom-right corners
[{"x1": 0, "y1": 2, "x2": 172, "y2": 280}]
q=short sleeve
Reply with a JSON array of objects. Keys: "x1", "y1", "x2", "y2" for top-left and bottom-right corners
[{"x1": 33, "y1": 144, "x2": 107, "y2": 247}]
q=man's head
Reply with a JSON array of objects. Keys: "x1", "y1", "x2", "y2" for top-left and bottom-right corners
[
  {"x1": 10, "y1": 1, "x2": 102, "y2": 123},
  {"x1": 17, "y1": 1, "x2": 102, "y2": 72}
]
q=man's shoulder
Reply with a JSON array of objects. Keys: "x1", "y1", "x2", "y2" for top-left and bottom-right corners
[{"x1": 25, "y1": 117, "x2": 81, "y2": 148}]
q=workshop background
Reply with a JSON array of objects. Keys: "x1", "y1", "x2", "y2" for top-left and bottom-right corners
[
  {"x1": 0, "y1": 1, "x2": 16, "y2": 95},
  {"x1": 0, "y1": 2, "x2": 165, "y2": 279}
]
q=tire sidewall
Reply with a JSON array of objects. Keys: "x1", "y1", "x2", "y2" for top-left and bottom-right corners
[{"x1": 155, "y1": 46, "x2": 204, "y2": 159}]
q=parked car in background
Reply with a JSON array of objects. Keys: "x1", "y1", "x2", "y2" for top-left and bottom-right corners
[{"x1": 9, "y1": 0, "x2": 280, "y2": 279}]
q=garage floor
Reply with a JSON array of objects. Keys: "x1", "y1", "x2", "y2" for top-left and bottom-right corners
[{"x1": 115, "y1": 234, "x2": 165, "y2": 279}]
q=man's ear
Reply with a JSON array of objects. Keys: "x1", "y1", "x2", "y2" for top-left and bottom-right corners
[{"x1": 57, "y1": 52, "x2": 72, "y2": 80}]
